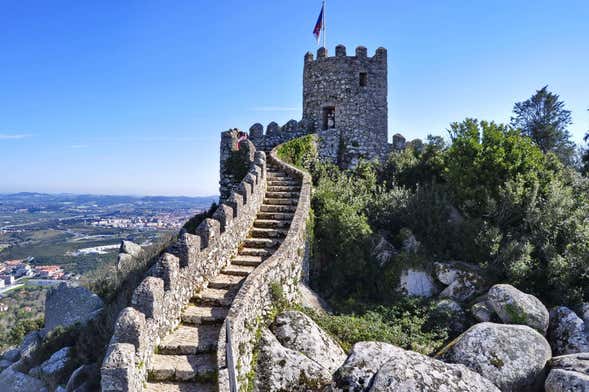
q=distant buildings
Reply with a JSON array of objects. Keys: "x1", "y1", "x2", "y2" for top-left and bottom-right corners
[
  {"x1": 35, "y1": 265, "x2": 64, "y2": 279},
  {"x1": 0, "y1": 259, "x2": 66, "y2": 287}
]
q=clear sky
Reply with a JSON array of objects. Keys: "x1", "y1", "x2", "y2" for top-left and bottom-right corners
[{"x1": 1, "y1": 0, "x2": 588, "y2": 196}]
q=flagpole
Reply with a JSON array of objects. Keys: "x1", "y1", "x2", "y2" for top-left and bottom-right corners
[{"x1": 322, "y1": 0, "x2": 326, "y2": 48}]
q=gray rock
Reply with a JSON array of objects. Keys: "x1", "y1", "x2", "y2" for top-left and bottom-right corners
[
  {"x1": 548, "y1": 307, "x2": 589, "y2": 356},
  {"x1": 487, "y1": 284, "x2": 549, "y2": 333},
  {"x1": 120, "y1": 240, "x2": 142, "y2": 258},
  {"x1": 55, "y1": 386, "x2": 67, "y2": 392},
  {"x1": 28, "y1": 366, "x2": 41, "y2": 378},
  {"x1": 471, "y1": 301, "x2": 494, "y2": 323},
  {"x1": 40, "y1": 347, "x2": 77, "y2": 390},
  {"x1": 439, "y1": 322, "x2": 552, "y2": 391},
  {"x1": 254, "y1": 329, "x2": 332, "y2": 391},
  {"x1": 249, "y1": 123, "x2": 264, "y2": 138},
  {"x1": 398, "y1": 269, "x2": 438, "y2": 298},
  {"x1": 19, "y1": 331, "x2": 42, "y2": 365},
  {"x1": 44, "y1": 283, "x2": 103, "y2": 331},
  {"x1": 333, "y1": 341, "x2": 401, "y2": 390},
  {"x1": 266, "y1": 122, "x2": 281, "y2": 137},
  {"x1": 371, "y1": 234, "x2": 396, "y2": 267},
  {"x1": 435, "y1": 299, "x2": 467, "y2": 334},
  {"x1": 369, "y1": 347, "x2": 500, "y2": 392},
  {"x1": 281, "y1": 119, "x2": 299, "y2": 133},
  {"x1": 2, "y1": 349, "x2": 20, "y2": 363},
  {"x1": 66, "y1": 363, "x2": 98, "y2": 392},
  {"x1": 545, "y1": 353, "x2": 589, "y2": 392},
  {"x1": 0, "y1": 364, "x2": 47, "y2": 392},
  {"x1": 580, "y1": 303, "x2": 589, "y2": 334},
  {"x1": 0, "y1": 360, "x2": 12, "y2": 372},
  {"x1": 271, "y1": 311, "x2": 346, "y2": 373},
  {"x1": 434, "y1": 262, "x2": 487, "y2": 302}
]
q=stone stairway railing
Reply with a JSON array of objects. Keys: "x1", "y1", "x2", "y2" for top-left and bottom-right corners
[
  {"x1": 216, "y1": 145, "x2": 312, "y2": 391},
  {"x1": 100, "y1": 141, "x2": 267, "y2": 392}
]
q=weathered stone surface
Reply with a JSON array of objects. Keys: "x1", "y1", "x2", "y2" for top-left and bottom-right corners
[
  {"x1": 2, "y1": 349, "x2": 20, "y2": 363},
  {"x1": 548, "y1": 306, "x2": 589, "y2": 356},
  {"x1": 40, "y1": 346, "x2": 77, "y2": 390},
  {"x1": 19, "y1": 331, "x2": 42, "y2": 365},
  {"x1": 249, "y1": 123, "x2": 264, "y2": 139},
  {"x1": 45, "y1": 283, "x2": 103, "y2": 331},
  {"x1": 433, "y1": 299, "x2": 466, "y2": 335},
  {"x1": 471, "y1": 301, "x2": 494, "y2": 323},
  {"x1": 580, "y1": 303, "x2": 589, "y2": 333},
  {"x1": 0, "y1": 360, "x2": 12, "y2": 372},
  {"x1": 266, "y1": 122, "x2": 281, "y2": 137},
  {"x1": 66, "y1": 363, "x2": 98, "y2": 392},
  {"x1": 333, "y1": 341, "x2": 401, "y2": 390},
  {"x1": 0, "y1": 364, "x2": 47, "y2": 392},
  {"x1": 370, "y1": 234, "x2": 396, "y2": 267},
  {"x1": 120, "y1": 240, "x2": 142, "y2": 258},
  {"x1": 254, "y1": 329, "x2": 331, "y2": 391},
  {"x1": 439, "y1": 322, "x2": 552, "y2": 391},
  {"x1": 545, "y1": 353, "x2": 589, "y2": 392},
  {"x1": 369, "y1": 346, "x2": 500, "y2": 392},
  {"x1": 434, "y1": 262, "x2": 486, "y2": 302},
  {"x1": 271, "y1": 311, "x2": 346, "y2": 373},
  {"x1": 487, "y1": 284, "x2": 549, "y2": 333},
  {"x1": 398, "y1": 269, "x2": 438, "y2": 298}
]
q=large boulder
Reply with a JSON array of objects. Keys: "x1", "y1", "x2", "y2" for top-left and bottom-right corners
[
  {"x1": 254, "y1": 329, "x2": 331, "y2": 391},
  {"x1": 369, "y1": 346, "x2": 500, "y2": 392},
  {"x1": 271, "y1": 311, "x2": 346, "y2": 373},
  {"x1": 65, "y1": 363, "x2": 98, "y2": 392},
  {"x1": 2, "y1": 349, "x2": 20, "y2": 363},
  {"x1": 39, "y1": 347, "x2": 77, "y2": 390},
  {"x1": 548, "y1": 306, "x2": 589, "y2": 356},
  {"x1": 580, "y1": 303, "x2": 589, "y2": 333},
  {"x1": 0, "y1": 364, "x2": 47, "y2": 392},
  {"x1": 487, "y1": 284, "x2": 549, "y2": 333},
  {"x1": 471, "y1": 300, "x2": 494, "y2": 323},
  {"x1": 17, "y1": 331, "x2": 42, "y2": 367},
  {"x1": 44, "y1": 283, "x2": 103, "y2": 331},
  {"x1": 434, "y1": 262, "x2": 487, "y2": 302},
  {"x1": 333, "y1": 341, "x2": 402, "y2": 391},
  {"x1": 438, "y1": 322, "x2": 552, "y2": 391},
  {"x1": 545, "y1": 353, "x2": 589, "y2": 392},
  {"x1": 398, "y1": 269, "x2": 438, "y2": 298},
  {"x1": 431, "y1": 299, "x2": 466, "y2": 336}
]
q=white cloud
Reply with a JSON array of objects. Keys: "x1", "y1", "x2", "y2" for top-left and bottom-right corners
[
  {"x1": 0, "y1": 134, "x2": 31, "y2": 140},
  {"x1": 252, "y1": 106, "x2": 299, "y2": 112}
]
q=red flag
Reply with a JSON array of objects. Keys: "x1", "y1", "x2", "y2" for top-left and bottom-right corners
[{"x1": 313, "y1": 4, "x2": 324, "y2": 43}]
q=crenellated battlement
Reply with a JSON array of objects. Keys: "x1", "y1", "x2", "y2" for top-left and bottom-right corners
[{"x1": 304, "y1": 44, "x2": 387, "y2": 63}]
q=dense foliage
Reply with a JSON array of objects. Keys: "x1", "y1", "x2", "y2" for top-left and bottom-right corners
[{"x1": 511, "y1": 86, "x2": 575, "y2": 165}]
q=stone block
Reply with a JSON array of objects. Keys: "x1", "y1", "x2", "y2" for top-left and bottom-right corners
[
  {"x1": 113, "y1": 307, "x2": 147, "y2": 357},
  {"x1": 131, "y1": 277, "x2": 164, "y2": 320},
  {"x1": 101, "y1": 343, "x2": 137, "y2": 392},
  {"x1": 195, "y1": 218, "x2": 221, "y2": 249}
]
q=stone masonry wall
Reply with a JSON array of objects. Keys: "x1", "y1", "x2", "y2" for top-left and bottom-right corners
[
  {"x1": 216, "y1": 146, "x2": 312, "y2": 391},
  {"x1": 101, "y1": 148, "x2": 267, "y2": 392}
]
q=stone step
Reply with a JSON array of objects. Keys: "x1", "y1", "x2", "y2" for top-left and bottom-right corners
[
  {"x1": 158, "y1": 324, "x2": 220, "y2": 355},
  {"x1": 259, "y1": 204, "x2": 297, "y2": 213},
  {"x1": 268, "y1": 180, "x2": 300, "y2": 186},
  {"x1": 207, "y1": 274, "x2": 244, "y2": 289},
  {"x1": 148, "y1": 353, "x2": 216, "y2": 382},
  {"x1": 250, "y1": 227, "x2": 289, "y2": 238},
  {"x1": 182, "y1": 305, "x2": 228, "y2": 325},
  {"x1": 223, "y1": 264, "x2": 256, "y2": 276},
  {"x1": 243, "y1": 237, "x2": 281, "y2": 248},
  {"x1": 145, "y1": 381, "x2": 216, "y2": 392},
  {"x1": 254, "y1": 219, "x2": 291, "y2": 229},
  {"x1": 267, "y1": 185, "x2": 301, "y2": 192},
  {"x1": 263, "y1": 197, "x2": 298, "y2": 206},
  {"x1": 232, "y1": 255, "x2": 263, "y2": 266},
  {"x1": 192, "y1": 287, "x2": 237, "y2": 307},
  {"x1": 238, "y1": 247, "x2": 272, "y2": 258},
  {"x1": 266, "y1": 191, "x2": 300, "y2": 198},
  {"x1": 256, "y1": 212, "x2": 294, "y2": 221}
]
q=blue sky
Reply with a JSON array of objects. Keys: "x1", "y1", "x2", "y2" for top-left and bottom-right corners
[{"x1": 1, "y1": 0, "x2": 588, "y2": 196}]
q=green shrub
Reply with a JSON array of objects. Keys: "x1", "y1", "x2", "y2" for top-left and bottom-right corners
[{"x1": 276, "y1": 135, "x2": 318, "y2": 170}]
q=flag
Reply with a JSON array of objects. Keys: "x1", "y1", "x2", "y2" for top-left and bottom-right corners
[{"x1": 313, "y1": 4, "x2": 324, "y2": 43}]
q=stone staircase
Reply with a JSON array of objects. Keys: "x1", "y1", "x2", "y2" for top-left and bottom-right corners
[{"x1": 145, "y1": 163, "x2": 301, "y2": 392}]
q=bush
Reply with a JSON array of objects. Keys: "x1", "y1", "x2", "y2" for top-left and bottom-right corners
[{"x1": 276, "y1": 134, "x2": 318, "y2": 171}]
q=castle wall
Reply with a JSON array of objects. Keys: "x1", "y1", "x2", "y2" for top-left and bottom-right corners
[
  {"x1": 101, "y1": 150, "x2": 267, "y2": 392},
  {"x1": 302, "y1": 45, "x2": 388, "y2": 147}
]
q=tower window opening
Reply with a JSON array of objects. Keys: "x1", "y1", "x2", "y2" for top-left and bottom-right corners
[
  {"x1": 322, "y1": 106, "x2": 336, "y2": 130},
  {"x1": 359, "y1": 72, "x2": 368, "y2": 87}
]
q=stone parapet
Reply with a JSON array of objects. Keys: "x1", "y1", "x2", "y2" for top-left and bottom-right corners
[
  {"x1": 216, "y1": 143, "x2": 312, "y2": 390},
  {"x1": 100, "y1": 148, "x2": 267, "y2": 392}
]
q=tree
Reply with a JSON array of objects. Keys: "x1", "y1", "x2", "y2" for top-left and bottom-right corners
[
  {"x1": 511, "y1": 86, "x2": 575, "y2": 164},
  {"x1": 583, "y1": 110, "x2": 589, "y2": 176}
]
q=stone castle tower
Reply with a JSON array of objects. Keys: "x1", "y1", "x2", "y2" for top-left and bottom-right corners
[{"x1": 303, "y1": 45, "x2": 388, "y2": 151}]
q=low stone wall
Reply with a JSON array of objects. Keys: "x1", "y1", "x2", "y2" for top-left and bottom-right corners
[
  {"x1": 100, "y1": 149, "x2": 268, "y2": 392},
  {"x1": 216, "y1": 146, "x2": 312, "y2": 390}
]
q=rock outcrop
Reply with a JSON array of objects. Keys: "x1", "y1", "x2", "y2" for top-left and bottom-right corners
[
  {"x1": 545, "y1": 353, "x2": 589, "y2": 392},
  {"x1": 254, "y1": 329, "x2": 332, "y2": 391},
  {"x1": 434, "y1": 262, "x2": 486, "y2": 302},
  {"x1": 548, "y1": 306, "x2": 589, "y2": 356},
  {"x1": 439, "y1": 322, "x2": 552, "y2": 391},
  {"x1": 398, "y1": 269, "x2": 438, "y2": 298},
  {"x1": 271, "y1": 311, "x2": 346, "y2": 373},
  {"x1": 39, "y1": 347, "x2": 77, "y2": 390},
  {"x1": 0, "y1": 364, "x2": 47, "y2": 392},
  {"x1": 487, "y1": 284, "x2": 549, "y2": 333},
  {"x1": 44, "y1": 283, "x2": 103, "y2": 331},
  {"x1": 333, "y1": 341, "x2": 499, "y2": 392}
]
